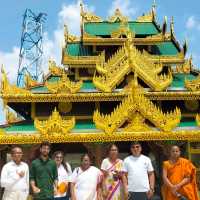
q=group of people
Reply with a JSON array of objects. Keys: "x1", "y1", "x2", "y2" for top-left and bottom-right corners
[{"x1": 0, "y1": 141, "x2": 199, "y2": 200}]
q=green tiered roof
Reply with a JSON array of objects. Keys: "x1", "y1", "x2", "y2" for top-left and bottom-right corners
[
  {"x1": 153, "y1": 41, "x2": 179, "y2": 55},
  {"x1": 84, "y1": 22, "x2": 160, "y2": 36},
  {"x1": 170, "y1": 73, "x2": 196, "y2": 88},
  {"x1": 66, "y1": 43, "x2": 94, "y2": 56}
]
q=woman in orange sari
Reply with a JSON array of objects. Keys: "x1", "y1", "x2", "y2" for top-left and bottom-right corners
[{"x1": 162, "y1": 145, "x2": 199, "y2": 200}]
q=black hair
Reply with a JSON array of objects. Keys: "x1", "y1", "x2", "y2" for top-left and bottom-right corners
[
  {"x1": 40, "y1": 141, "x2": 51, "y2": 149},
  {"x1": 53, "y1": 151, "x2": 69, "y2": 172},
  {"x1": 81, "y1": 153, "x2": 92, "y2": 162},
  {"x1": 11, "y1": 145, "x2": 22, "y2": 154},
  {"x1": 107, "y1": 144, "x2": 118, "y2": 154},
  {"x1": 130, "y1": 141, "x2": 141, "y2": 147}
]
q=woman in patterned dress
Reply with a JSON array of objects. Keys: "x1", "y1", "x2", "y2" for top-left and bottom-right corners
[{"x1": 101, "y1": 144, "x2": 124, "y2": 200}]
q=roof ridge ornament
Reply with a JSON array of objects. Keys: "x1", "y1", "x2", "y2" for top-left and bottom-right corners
[
  {"x1": 64, "y1": 24, "x2": 79, "y2": 43},
  {"x1": 80, "y1": 1, "x2": 102, "y2": 23},
  {"x1": 136, "y1": 0, "x2": 156, "y2": 22},
  {"x1": 108, "y1": 8, "x2": 129, "y2": 23},
  {"x1": 45, "y1": 69, "x2": 83, "y2": 94},
  {"x1": 111, "y1": 21, "x2": 133, "y2": 38},
  {"x1": 1, "y1": 66, "x2": 31, "y2": 96},
  {"x1": 162, "y1": 16, "x2": 167, "y2": 35},
  {"x1": 170, "y1": 16, "x2": 175, "y2": 37},
  {"x1": 48, "y1": 60, "x2": 63, "y2": 76}
]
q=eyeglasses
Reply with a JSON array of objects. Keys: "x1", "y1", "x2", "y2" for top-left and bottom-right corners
[{"x1": 55, "y1": 156, "x2": 63, "y2": 159}]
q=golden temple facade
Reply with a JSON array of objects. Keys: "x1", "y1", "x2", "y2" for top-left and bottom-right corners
[{"x1": 0, "y1": 1, "x2": 200, "y2": 192}]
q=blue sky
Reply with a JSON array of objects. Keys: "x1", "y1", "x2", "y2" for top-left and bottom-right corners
[{"x1": 0, "y1": 0, "x2": 200, "y2": 123}]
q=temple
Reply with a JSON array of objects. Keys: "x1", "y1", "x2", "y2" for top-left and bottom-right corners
[{"x1": 0, "y1": 1, "x2": 199, "y2": 194}]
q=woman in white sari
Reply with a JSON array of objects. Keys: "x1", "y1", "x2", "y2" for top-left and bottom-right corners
[{"x1": 70, "y1": 154, "x2": 103, "y2": 200}]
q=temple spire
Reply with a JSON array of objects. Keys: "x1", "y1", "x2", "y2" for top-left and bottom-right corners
[
  {"x1": 152, "y1": 0, "x2": 156, "y2": 13},
  {"x1": 170, "y1": 16, "x2": 175, "y2": 37}
]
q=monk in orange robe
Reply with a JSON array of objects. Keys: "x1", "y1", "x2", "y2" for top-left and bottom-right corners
[{"x1": 162, "y1": 145, "x2": 199, "y2": 200}]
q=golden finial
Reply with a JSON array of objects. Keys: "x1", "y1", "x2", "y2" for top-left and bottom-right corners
[
  {"x1": 162, "y1": 16, "x2": 167, "y2": 35},
  {"x1": 64, "y1": 24, "x2": 68, "y2": 43},
  {"x1": 152, "y1": 0, "x2": 156, "y2": 12},
  {"x1": 1, "y1": 64, "x2": 5, "y2": 73},
  {"x1": 80, "y1": 0, "x2": 84, "y2": 16}
]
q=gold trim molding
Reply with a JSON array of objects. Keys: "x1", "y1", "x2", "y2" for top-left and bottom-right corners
[{"x1": 0, "y1": 130, "x2": 200, "y2": 144}]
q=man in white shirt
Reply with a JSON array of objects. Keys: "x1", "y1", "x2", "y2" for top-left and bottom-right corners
[
  {"x1": 122, "y1": 142, "x2": 155, "y2": 200},
  {"x1": 0, "y1": 146, "x2": 29, "y2": 200}
]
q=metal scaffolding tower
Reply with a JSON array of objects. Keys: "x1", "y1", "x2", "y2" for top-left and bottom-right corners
[{"x1": 17, "y1": 9, "x2": 47, "y2": 87}]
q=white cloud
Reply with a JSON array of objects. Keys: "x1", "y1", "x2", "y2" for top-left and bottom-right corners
[
  {"x1": 0, "y1": 1, "x2": 85, "y2": 82},
  {"x1": 186, "y1": 16, "x2": 200, "y2": 30},
  {"x1": 108, "y1": 0, "x2": 138, "y2": 18},
  {"x1": 186, "y1": 16, "x2": 196, "y2": 29},
  {"x1": 0, "y1": 47, "x2": 20, "y2": 83},
  {"x1": 42, "y1": 1, "x2": 82, "y2": 72},
  {"x1": 0, "y1": 1, "x2": 86, "y2": 124},
  {"x1": 42, "y1": 1, "x2": 94, "y2": 71}
]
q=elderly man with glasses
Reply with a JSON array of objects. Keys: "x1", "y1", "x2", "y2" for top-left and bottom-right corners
[
  {"x1": 0, "y1": 146, "x2": 29, "y2": 200},
  {"x1": 122, "y1": 142, "x2": 155, "y2": 200}
]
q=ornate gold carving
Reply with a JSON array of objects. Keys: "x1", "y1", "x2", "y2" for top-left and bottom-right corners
[
  {"x1": 46, "y1": 71, "x2": 83, "y2": 94},
  {"x1": 175, "y1": 57, "x2": 192, "y2": 74},
  {"x1": 124, "y1": 113, "x2": 151, "y2": 132},
  {"x1": 64, "y1": 25, "x2": 79, "y2": 43},
  {"x1": 1, "y1": 67, "x2": 31, "y2": 95},
  {"x1": 80, "y1": 3, "x2": 102, "y2": 23},
  {"x1": 58, "y1": 102, "x2": 72, "y2": 113},
  {"x1": 0, "y1": 92, "x2": 127, "y2": 103},
  {"x1": 111, "y1": 22, "x2": 134, "y2": 38},
  {"x1": 1, "y1": 129, "x2": 200, "y2": 144},
  {"x1": 93, "y1": 82, "x2": 181, "y2": 134},
  {"x1": 6, "y1": 107, "x2": 22, "y2": 124},
  {"x1": 48, "y1": 60, "x2": 63, "y2": 76},
  {"x1": 34, "y1": 108, "x2": 75, "y2": 135},
  {"x1": 4, "y1": 89, "x2": 200, "y2": 103},
  {"x1": 108, "y1": 8, "x2": 128, "y2": 23},
  {"x1": 93, "y1": 34, "x2": 172, "y2": 92},
  {"x1": 185, "y1": 75, "x2": 200, "y2": 91}
]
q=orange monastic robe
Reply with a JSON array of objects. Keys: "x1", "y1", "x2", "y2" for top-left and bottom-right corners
[{"x1": 162, "y1": 157, "x2": 199, "y2": 200}]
